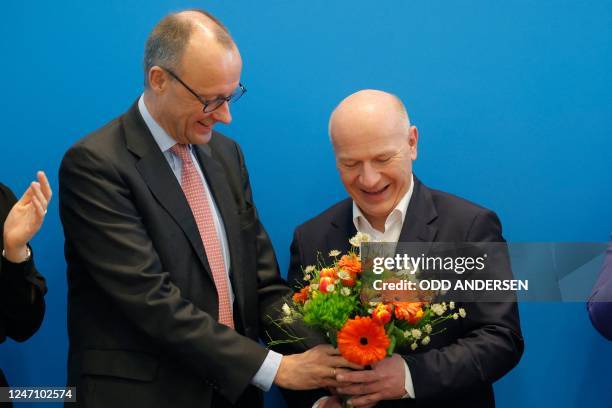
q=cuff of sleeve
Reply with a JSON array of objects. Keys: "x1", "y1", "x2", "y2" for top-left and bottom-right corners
[
  {"x1": 0, "y1": 251, "x2": 35, "y2": 281},
  {"x1": 251, "y1": 349, "x2": 283, "y2": 391},
  {"x1": 1, "y1": 247, "x2": 44, "y2": 295},
  {"x1": 401, "y1": 358, "x2": 415, "y2": 399}
]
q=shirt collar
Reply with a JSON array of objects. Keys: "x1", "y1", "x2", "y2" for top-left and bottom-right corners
[
  {"x1": 138, "y1": 94, "x2": 178, "y2": 153},
  {"x1": 352, "y1": 174, "x2": 415, "y2": 233}
]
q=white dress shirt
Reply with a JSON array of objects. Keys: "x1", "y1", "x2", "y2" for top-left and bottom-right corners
[{"x1": 138, "y1": 95, "x2": 281, "y2": 392}]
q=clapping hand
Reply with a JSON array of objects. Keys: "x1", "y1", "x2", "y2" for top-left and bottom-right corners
[{"x1": 3, "y1": 171, "x2": 52, "y2": 263}]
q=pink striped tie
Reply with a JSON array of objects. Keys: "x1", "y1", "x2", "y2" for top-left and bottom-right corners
[{"x1": 171, "y1": 144, "x2": 234, "y2": 328}]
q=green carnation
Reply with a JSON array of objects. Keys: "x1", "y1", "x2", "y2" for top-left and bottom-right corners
[{"x1": 303, "y1": 292, "x2": 357, "y2": 331}]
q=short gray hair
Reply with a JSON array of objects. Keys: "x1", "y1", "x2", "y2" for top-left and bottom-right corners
[{"x1": 143, "y1": 9, "x2": 233, "y2": 88}]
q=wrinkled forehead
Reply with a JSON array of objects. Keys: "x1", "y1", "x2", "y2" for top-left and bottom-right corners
[{"x1": 333, "y1": 128, "x2": 409, "y2": 162}]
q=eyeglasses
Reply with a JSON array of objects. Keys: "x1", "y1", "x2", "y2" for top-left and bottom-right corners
[{"x1": 163, "y1": 68, "x2": 246, "y2": 113}]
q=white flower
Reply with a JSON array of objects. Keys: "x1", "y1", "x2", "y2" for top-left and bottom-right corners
[
  {"x1": 282, "y1": 315, "x2": 294, "y2": 324},
  {"x1": 449, "y1": 301, "x2": 455, "y2": 310},
  {"x1": 349, "y1": 232, "x2": 371, "y2": 248},
  {"x1": 410, "y1": 342, "x2": 418, "y2": 351},
  {"x1": 304, "y1": 265, "x2": 316, "y2": 274},
  {"x1": 282, "y1": 303, "x2": 291, "y2": 316},
  {"x1": 337, "y1": 270, "x2": 351, "y2": 280},
  {"x1": 329, "y1": 249, "x2": 341, "y2": 257},
  {"x1": 304, "y1": 274, "x2": 311, "y2": 281},
  {"x1": 368, "y1": 308, "x2": 374, "y2": 314},
  {"x1": 310, "y1": 284, "x2": 319, "y2": 291},
  {"x1": 411, "y1": 329, "x2": 422, "y2": 339},
  {"x1": 341, "y1": 287, "x2": 351, "y2": 296},
  {"x1": 403, "y1": 330, "x2": 410, "y2": 339},
  {"x1": 421, "y1": 336, "x2": 431, "y2": 346},
  {"x1": 327, "y1": 284, "x2": 335, "y2": 293},
  {"x1": 459, "y1": 308, "x2": 467, "y2": 318},
  {"x1": 452, "y1": 313, "x2": 459, "y2": 320},
  {"x1": 431, "y1": 304, "x2": 445, "y2": 316},
  {"x1": 424, "y1": 324, "x2": 432, "y2": 334}
]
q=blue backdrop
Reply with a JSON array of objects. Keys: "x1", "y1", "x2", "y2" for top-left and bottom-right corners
[{"x1": 1, "y1": 1, "x2": 611, "y2": 407}]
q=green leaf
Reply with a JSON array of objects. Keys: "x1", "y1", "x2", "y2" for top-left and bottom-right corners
[
  {"x1": 386, "y1": 320, "x2": 395, "y2": 335},
  {"x1": 387, "y1": 334, "x2": 397, "y2": 356}
]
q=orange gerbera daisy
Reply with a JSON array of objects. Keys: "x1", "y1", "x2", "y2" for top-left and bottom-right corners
[
  {"x1": 371, "y1": 303, "x2": 393, "y2": 325},
  {"x1": 337, "y1": 316, "x2": 390, "y2": 366},
  {"x1": 292, "y1": 286, "x2": 309, "y2": 304},
  {"x1": 320, "y1": 267, "x2": 337, "y2": 279},
  {"x1": 338, "y1": 254, "x2": 361, "y2": 276},
  {"x1": 393, "y1": 302, "x2": 425, "y2": 323}
]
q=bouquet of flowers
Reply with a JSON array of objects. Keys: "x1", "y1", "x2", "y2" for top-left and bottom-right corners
[{"x1": 277, "y1": 232, "x2": 466, "y2": 366}]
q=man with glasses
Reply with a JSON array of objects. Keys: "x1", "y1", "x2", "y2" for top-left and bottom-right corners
[{"x1": 59, "y1": 10, "x2": 354, "y2": 408}]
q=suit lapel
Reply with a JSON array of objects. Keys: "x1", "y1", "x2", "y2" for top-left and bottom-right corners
[
  {"x1": 395, "y1": 177, "x2": 439, "y2": 267},
  {"x1": 123, "y1": 102, "x2": 212, "y2": 280},
  {"x1": 328, "y1": 199, "x2": 356, "y2": 253},
  {"x1": 398, "y1": 177, "x2": 438, "y2": 243}
]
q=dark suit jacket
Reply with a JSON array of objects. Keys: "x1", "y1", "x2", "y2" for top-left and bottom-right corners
[
  {"x1": 285, "y1": 177, "x2": 524, "y2": 408},
  {"x1": 0, "y1": 183, "x2": 47, "y2": 396},
  {"x1": 587, "y1": 241, "x2": 612, "y2": 340},
  {"x1": 59, "y1": 101, "x2": 290, "y2": 408}
]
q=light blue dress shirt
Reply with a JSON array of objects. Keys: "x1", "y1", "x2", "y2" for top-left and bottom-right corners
[{"x1": 138, "y1": 95, "x2": 282, "y2": 391}]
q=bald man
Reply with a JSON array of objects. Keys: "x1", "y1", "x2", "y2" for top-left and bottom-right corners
[
  {"x1": 286, "y1": 90, "x2": 524, "y2": 408},
  {"x1": 59, "y1": 10, "x2": 355, "y2": 408}
]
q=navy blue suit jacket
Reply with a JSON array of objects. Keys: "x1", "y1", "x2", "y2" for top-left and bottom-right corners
[{"x1": 285, "y1": 177, "x2": 524, "y2": 408}]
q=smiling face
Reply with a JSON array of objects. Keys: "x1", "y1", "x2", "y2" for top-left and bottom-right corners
[
  {"x1": 330, "y1": 90, "x2": 418, "y2": 230},
  {"x1": 146, "y1": 25, "x2": 242, "y2": 145}
]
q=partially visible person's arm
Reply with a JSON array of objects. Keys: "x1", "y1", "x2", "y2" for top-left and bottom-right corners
[
  {"x1": 587, "y1": 241, "x2": 612, "y2": 340},
  {"x1": 0, "y1": 173, "x2": 50, "y2": 342},
  {"x1": 228, "y1": 143, "x2": 355, "y2": 393}
]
